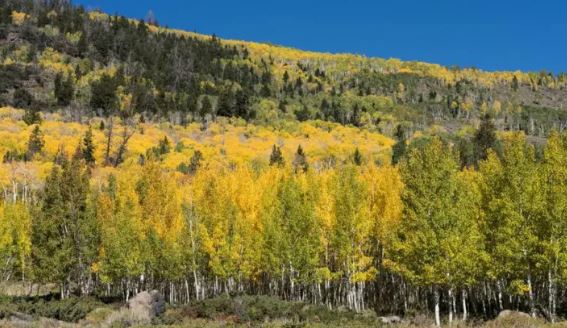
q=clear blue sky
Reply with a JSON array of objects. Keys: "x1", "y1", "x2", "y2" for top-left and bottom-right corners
[{"x1": 73, "y1": 0, "x2": 567, "y2": 73}]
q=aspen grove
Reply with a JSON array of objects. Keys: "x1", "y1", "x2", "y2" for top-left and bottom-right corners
[
  {"x1": 2, "y1": 1, "x2": 567, "y2": 326},
  {"x1": 2, "y1": 111, "x2": 567, "y2": 325}
]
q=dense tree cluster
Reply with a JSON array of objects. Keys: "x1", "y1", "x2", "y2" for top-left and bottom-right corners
[
  {"x1": 1, "y1": 111, "x2": 567, "y2": 326},
  {"x1": 3, "y1": 1, "x2": 567, "y2": 326}
]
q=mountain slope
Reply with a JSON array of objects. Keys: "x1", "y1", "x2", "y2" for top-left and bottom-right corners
[{"x1": 1, "y1": 0, "x2": 567, "y2": 140}]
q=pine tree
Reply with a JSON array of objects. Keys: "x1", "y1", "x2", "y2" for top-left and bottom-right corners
[
  {"x1": 474, "y1": 114, "x2": 497, "y2": 162},
  {"x1": 32, "y1": 157, "x2": 96, "y2": 297},
  {"x1": 26, "y1": 125, "x2": 44, "y2": 161},
  {"x1": 13, "y1": 89, "x2": 34, "y2": 108},
  {"x1": 234, "y1": 90, "x2": 250, "y2": 119},
  {"x1": 353, "y1": 148, "x2": 362, "y2": 166},
  {"x1": 82, "y1": 126, "x2": 96, "y2": 165},
  {"x1": 296, "y1": 105, "x2": 311, "y2": 122},
  {"x1": 188, "y1": 150, "x2": 203, "y2": 175},
  {"x1": 293, "y1": 145, "x2": 308, "y2": 173},
  {"x1": 392, "y1": 125, "x2": 407, "y2": 164},
  {"x1": 90, "y1": 74, "x2": 118, "y2": 115},
  {"x1": 200, "y1": 96, "x2": 213, "y2": 119},
  {"x1": 54, "y1": 73, "x2": 74, "y2": 106},
  {"x1": 216, "y1": 90, "x2": 234, "y2": 117},
  {"x1": 269, "y1": 145, "x2": 285, "y2": 167},
  {"x1": 158, "y1": 136, "x2": 171, "y2": 155},
  {"x1": 77, "y1": 29, "x2": 88, "y2": 57},
  {"x1": 22, "y1": 107, "x2": 42, "y2": 125}
]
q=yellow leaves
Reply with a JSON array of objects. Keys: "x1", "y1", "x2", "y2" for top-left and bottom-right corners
[
  {"x1": 0, "y1": 203, "x2": 32, "y2": 274},
  {"x1": 138, "y1": 163, "x2": 183, "y2": 242},
  {"x1": 364, "y1": 164, "x2": 403, "y2": 243},
  {"x1": 11, "y1": 11, "x2": 28, "y2": 25},
  {"x1": 65, "y1": 31, "x2": 82, "y2": 45},
  {"x1": 351, "y1": 266, "x2": 378, "y2": 283},
  {"x1": 492, "y1": 100, "x2": 502, "y2": 115},
  {"x1": 88, "y1": 11, "x2": 109, "y2": 22},
  {"x1": 117, "y1": 87, "x2": 133, "y2": 114},
  {"x1": 508, "y1": 279, "x2": 531, "y2": 296},
  {"x1": 38, "y1": 48, "x2": 74, "y2": 75}
]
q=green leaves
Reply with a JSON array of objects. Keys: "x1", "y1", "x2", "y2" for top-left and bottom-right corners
[{"x1": 389, "y1": 137, "x2": 486, "y2": 288}]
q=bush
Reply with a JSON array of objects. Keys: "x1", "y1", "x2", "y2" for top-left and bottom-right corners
[
  {"x1": 162, "y1": 295, "x2": 360, "y2": 325},
  {"x1": 0, "y1": 294, "x2": 108, "y2": 322},
  {"x1": 12, "y1": 88, "x2": 34, "y2": 108}
]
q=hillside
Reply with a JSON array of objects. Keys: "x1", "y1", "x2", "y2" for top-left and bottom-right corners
[
  {"x1": 1, "y1": 0, "x2": 567, "y2": 140},
  {"x1": 4, "y1": 1, "x2": 567, "y2": 328}
]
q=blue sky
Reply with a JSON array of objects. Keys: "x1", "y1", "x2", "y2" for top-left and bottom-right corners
[{"x1": 73, "y1": 0, "x2": 567, "y2": 73}]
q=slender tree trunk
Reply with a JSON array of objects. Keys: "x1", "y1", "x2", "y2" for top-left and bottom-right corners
[
  {"x1": 527, "y1": 273, "x2": 535, "y2": 317},
  {"x1": 104, "y1": 117, "x2": 113, "y2": 166},
  {"x1": 434, "y1": 288, "x2": 441, "y2": 327},
  {"x1": 548, "y1": 269, "x2": 555, "y2": 323},
  {"x1": 497, "y1": 280, "x2": 503, "y2": 310},
  {"x1": 448, "y1": 287, "x2": 453, "y2": 325},
  {"x1": 185, "y1": 279, "x2": 190, "y2": 304},
  {"x1": 462, "y1": 289, "x2": 468, "y2": 321}
]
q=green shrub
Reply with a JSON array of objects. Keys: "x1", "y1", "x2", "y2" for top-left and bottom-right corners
[
  {"x1": 162, "y1": 295, "x2": 361, "y2": 325},
  {"x1": 0, "y1": 294, "x2": 108, "y2": 322}
]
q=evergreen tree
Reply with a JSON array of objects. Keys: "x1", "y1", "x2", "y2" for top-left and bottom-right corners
[
  {"x1": 54, "y1": 73, "x2": 74, "y2": 106},
  {"x1": 188, "y1": 150, "x2": 203, "y2": 175},
  {"x1": 216, "y1": 90, "x2": 234, "y2": 117},
  {"x1": 474, "y1": 114, "x2": 497, "y2": 162},
  {"x1": 81, "y1": 126, "x2": 96, "y2": 165},
  {"x1": 90, "y1": 74, "x2": 118, "y2": 115},
  {"x1": 353, "y1": 148, "x2": 363, "y2": 166},
  {"x1": 234, "y1": 90, "x2": 250, "y2": 119},
  {"x1": 158, "y1": 136, "x2": 171, "y2": 155},
  {"x1": 26, "y1": 125, "x2": 44, "y2": 161},
  {"x1": 296, "y1": 104, "x2": 311, "y2": 122},
  {"x1": 269, "y1": 145, "x2": 285, "y2": 167},
  {"x1": 13, "y1": 89, "x2": 34, "y2": 108},
  {"x1": 392, "y1": 125, "x2": 407, "y2": 164},
  {"x1": 200, "y1": 96, "x2": 213, "y2": 119},
  {"x1": 512, "y1": 75, "x2": 519, "y2": 91},
  {"x1": 77, "y1": 29, "x2": 88, "y2": 57},
  {"x1": 22, "y1": 107, "x2": 42, "y2": 125},
  {"x1": 293, "y1": 145, "x2": 308, "y2": 173},
  {"x1": 32, "y1": 157, "x2": 96, "y2": 297}
]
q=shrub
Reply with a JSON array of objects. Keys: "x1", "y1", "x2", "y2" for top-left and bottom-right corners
[{"x1": 0, "y1": 295, "x2": 108, "y2": 322}]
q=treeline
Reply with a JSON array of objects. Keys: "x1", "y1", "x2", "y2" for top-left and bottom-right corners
[
  {"x1": 2, "y1": 1, "x2": 567, "y2": 137},
  {"x1": 2, "y1": 117, "x2": 567, "y2": 326}
]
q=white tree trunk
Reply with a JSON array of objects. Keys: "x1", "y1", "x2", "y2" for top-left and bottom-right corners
[
  {"x1": 527, "y1": 273, "x2": 535, "y2": 317},
  {"x1": 434, "y1": 288, "x2": 441, "y2": 327},
  {"x1": 462, "y1": 289, "x2": 468, "y2": 321},
  {"x1": 448, "y1": 288, "x2": 453, "y2": 324}
]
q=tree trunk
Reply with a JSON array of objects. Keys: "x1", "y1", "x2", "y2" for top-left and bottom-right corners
[
  {"x1": 548, "y1": 269, "x2": 555, "y2": 323},
  {"x1": 448, "y1": 287, "x2": 453, "y2": 324},
  {"x1": 462, "y1": 289, "x2": 468, "y2": 321},
  {"x1": 434, "y1": 288, "x2": 441, "y2": 327},
  {"x1": 104, "y1": 117, "x2": 113, "y2": 166},
  {"x1": 527, "y1": 273, "x2": 535, "y2": 317}
]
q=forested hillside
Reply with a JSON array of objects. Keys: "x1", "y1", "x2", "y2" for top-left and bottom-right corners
[
  {"x1": 1, "y1": 0, "x2": 567, "y2": 138},
  {"x1": 2, "y1": 1, "x2": 567, "y2": 327}
]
